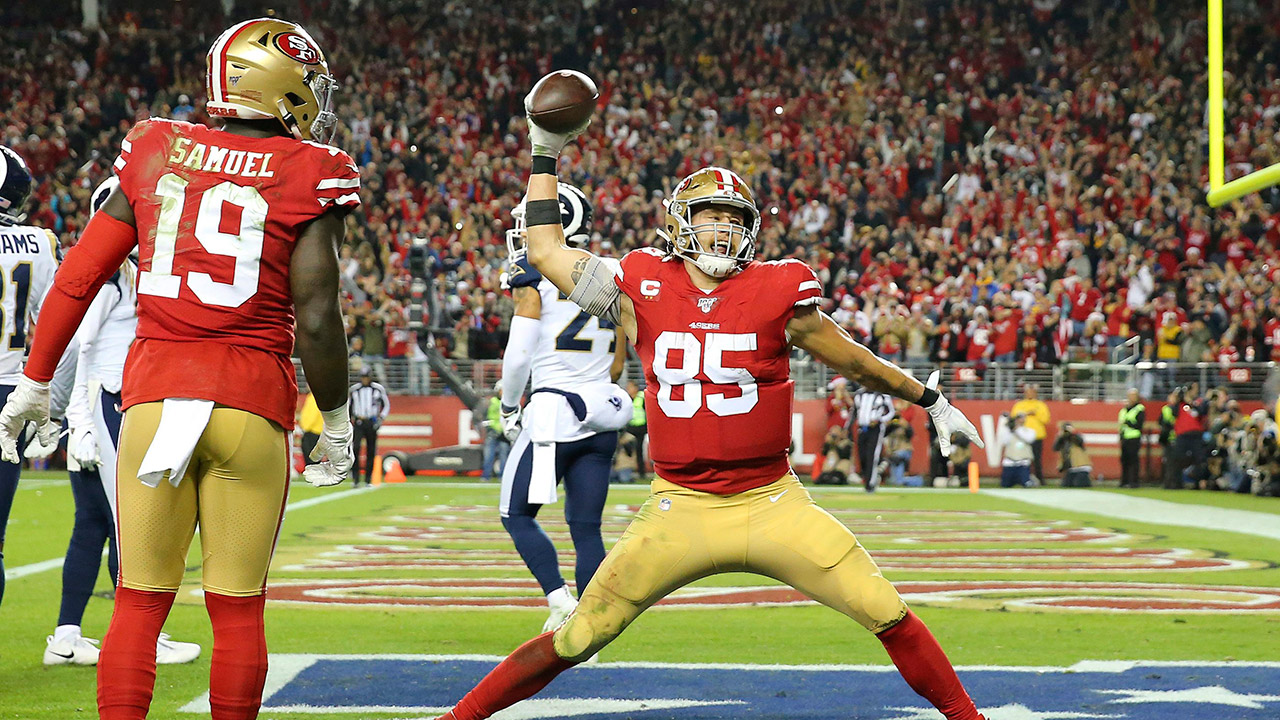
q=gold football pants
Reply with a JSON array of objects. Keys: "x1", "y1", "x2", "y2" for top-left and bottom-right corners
[
  {"x1": 553, "y1": 474, "x2": 907, "y2": 661},
  {"x1": 115, "y1": 402, "x2": 290, "y2": 596}
]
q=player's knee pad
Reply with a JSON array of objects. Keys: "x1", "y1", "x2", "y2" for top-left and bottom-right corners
[{"x1": 850, "y1": 574, "x2": 907, "y2": 633}]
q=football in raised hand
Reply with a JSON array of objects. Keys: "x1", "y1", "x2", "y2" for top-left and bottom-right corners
[{"x1": 527, "y1": 69, "x2": 598, "y2": 134}]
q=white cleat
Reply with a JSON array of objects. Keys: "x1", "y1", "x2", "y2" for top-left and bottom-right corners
[
  {"x1": 44, "y1": 634, "x2": 100, "y2": 666},
  {"x1": 543, "y1": 588, "x2": 578, "y2": 633},
  {"x1": 155, "y1": 633, "x2": 201, "y2": 664}
]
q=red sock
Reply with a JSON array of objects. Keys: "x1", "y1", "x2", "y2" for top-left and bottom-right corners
[
  {"x1": 205, "y1": 592, "x2": 269, "y2": 720},
  {"x1": 443, "y1": 632, "x2": 577, "y2": 720},
  {"x1": 98, "y1": 587, "x2": 176, "y2": 720},
  {"x1": 877, "y1": 611, "x2": 983, "y2": 720}
]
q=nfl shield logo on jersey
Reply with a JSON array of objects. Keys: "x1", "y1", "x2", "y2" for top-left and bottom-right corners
[{"x1": 697, "y1": 297, "x2": 720, "y2": 314}]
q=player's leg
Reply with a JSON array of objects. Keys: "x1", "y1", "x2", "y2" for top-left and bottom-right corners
[
  {"x1": 441, "y1": 478, "x2": 719, "y2": 720},
  {"x1": 99, "y1": 402, "x2": 199, "y2": 720},
  {"x1": 95, "y1": 390, "x2": 198, "y2": 665},
  {"x1": 94, "y1": 389, "x2": 125, "y2": 584},
  {"x1": 47, "y1": 467, "x2": 114, "y2": 665},
  {"x1": 363, "y1": 421, "x2": 378, "y2": 484},
  {"x1": 499, "y1": 432, "x2": 571, "y2": 627},
  {"x1": 195, "y1": 407, "x2": 290, "y2": 720},
  {"x1": 351, "y1": 419, "x2": 368, "y2": 486},
  {"x1": 0, "y1": 441, "x2": 19, "y2": 608},
  {"x1": 561, "y1": 431, "x2": 617, "y2": 592},
  {"x1": 745, "y1": 475, "x2": 984, "y2": 720},
  {"x1": 0, "y1": 382, "x2": 23, "y2": 607}
]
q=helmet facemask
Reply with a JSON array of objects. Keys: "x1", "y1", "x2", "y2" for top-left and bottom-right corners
[
  {"x1": 662, "y1": 199, "x2": 759, "y2": 278},
  {"x1": 658, "y1": 166, "x2": 761, "y2": 278}
]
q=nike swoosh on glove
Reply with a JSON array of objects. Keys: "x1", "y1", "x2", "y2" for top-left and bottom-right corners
[
  {"x1": 0, "y1": 376, "x2": 58, "y2": 464},
  {"x1": 923, "y1": 370, "x2": 984, "y2": 458},
  {"x1": 305, "y1": 402, "x2": 353, "y2": 487}
]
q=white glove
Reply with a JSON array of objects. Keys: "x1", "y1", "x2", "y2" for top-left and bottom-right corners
[
  {"x1": 524, "y1": 93, "x2": 590, "y2": 158},
  {"x1": 304, "y1": 402, "x2": 353, "y2": 487},
  {"x1": 500, "y1": 403, "x2": 522, "y2": 443},
  {"x1": 0, "y1": 376, "x2": 58, "y2": 464},
  {"x1": 71, "y1": 427, "x2": 100, "y2": 469},
  {"x1": 923, "y1": 370, "x2": 984, "y2": 458},
  {"x1": 23, "y1": 422, "x2": 63, "y2": 460}
]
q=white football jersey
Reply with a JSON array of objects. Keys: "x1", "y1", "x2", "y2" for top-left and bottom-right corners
[
  {"x1": 0, "y1": 224, "x2": 57, "y2": 384},
  {"x1": 531, "y1": 276, "x2": 616, "y2": 390}
]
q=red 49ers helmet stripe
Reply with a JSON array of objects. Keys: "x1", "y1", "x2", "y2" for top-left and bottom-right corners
[{"x1": 207, "y1": 19, "x2": 257, "y2": 104}]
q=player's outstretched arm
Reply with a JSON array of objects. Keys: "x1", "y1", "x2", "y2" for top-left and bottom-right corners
[
  {"x1": 524, "y1": 173, "x2": 595, "y2": 296},
  {"x1": 522, "y1": 97, "x2": 635, "y2": 338},
  {"x1": 787, "y1": 305, "x2": 983, "y2": 456},
  {"x1": 291, "y1": 210, "x2": 354, "y2": 486}
]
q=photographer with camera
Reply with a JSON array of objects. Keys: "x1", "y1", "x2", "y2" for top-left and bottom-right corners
[
  {"x1": 998, "y1": 412, "x2": 1036, "y2": 488},
  {"x1": 816, "y1": 425, "x2": 855, "y2": 486},
  {"x1": 1053, "y1": 422, "x2": 1093, "y2": 487}
]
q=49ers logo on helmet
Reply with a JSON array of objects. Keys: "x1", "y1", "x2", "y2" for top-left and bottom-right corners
[{"x1": 274, "y1": 32, "x2": 322, "y2": 65}]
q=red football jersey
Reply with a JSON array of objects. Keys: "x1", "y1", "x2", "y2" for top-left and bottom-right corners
[
  {"x1": 615, "y1": 249, "x2": 823, "y2": 494},
  {"x1": 113, "y1": 118, "x2": 360, "y2": 428}
]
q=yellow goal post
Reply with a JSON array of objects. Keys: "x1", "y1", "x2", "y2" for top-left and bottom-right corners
[{"x1": 1207, "y1": 0, "x2": 1280, "y2": 207}]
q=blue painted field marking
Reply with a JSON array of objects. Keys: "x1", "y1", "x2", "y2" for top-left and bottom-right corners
[{"x1": 181, "y1": 657, "x2": 1280, "y2": 719}]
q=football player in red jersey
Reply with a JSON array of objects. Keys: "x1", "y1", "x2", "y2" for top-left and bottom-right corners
[
  {"x1": 436, "y1": 98, "x2": 989, "y2": 720},
  {"x1": 0, "y1": 18, "x2": 356, "y2": 720}
]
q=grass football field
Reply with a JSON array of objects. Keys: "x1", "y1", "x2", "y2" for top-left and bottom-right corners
[{"x1": 2, "y1": 471, "x2": 1279, "y2": 719}]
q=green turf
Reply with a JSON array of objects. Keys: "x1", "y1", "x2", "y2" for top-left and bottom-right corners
[{"x1": 3, "y1": 475, "x2": 1279, "y2": 719}]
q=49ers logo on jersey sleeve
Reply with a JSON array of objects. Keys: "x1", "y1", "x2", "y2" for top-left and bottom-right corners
[{"x1": 274, "y1": 32, "x2": 323, "y2": 65}]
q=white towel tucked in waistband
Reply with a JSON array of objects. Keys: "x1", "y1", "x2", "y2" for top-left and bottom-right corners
[
  {"x1": 137, "y1": 399, "x2": 214, "y2": 488},
  {"x1": 581, "y1": 383, "x2": 634, "y2": 432},
  {"x1": 523, "y1": 393, "x2": 560, "y2": 505}
]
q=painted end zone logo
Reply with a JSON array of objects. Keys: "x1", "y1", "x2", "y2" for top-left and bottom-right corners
[{"x1": 180, "y1": 657, "x2": 1280, "y2": 719}]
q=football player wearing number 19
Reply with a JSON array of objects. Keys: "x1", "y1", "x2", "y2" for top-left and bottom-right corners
[
  {"x1": 436, "y1": 96, "x2": 991, "y2": 720},
  {"x1": 0, "y1": 18, "x2": 356, "y2": 720},
  {"x1": 499, "y1": 183, "x2": 630, "y2": 634}
]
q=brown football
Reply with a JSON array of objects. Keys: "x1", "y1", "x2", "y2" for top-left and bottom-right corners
[{"x1": 527, "y1": 69, "x2": 598, "y2": 134}]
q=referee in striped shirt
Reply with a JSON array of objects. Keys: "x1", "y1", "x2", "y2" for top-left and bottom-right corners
[
  {"x1": 349, "y1": 367, "x2": 391, "y2": 486},
  {"x1": 853, "y1": 388, "x2": 896, "y2": 492}
]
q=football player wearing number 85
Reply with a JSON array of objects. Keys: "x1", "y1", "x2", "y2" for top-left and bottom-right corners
[
  {"x1": 0, "y1": 17, "x2": 356, "y2": 720},
  {"x1": 436, "y1": 94, "x2": 990, "y2": 720}
]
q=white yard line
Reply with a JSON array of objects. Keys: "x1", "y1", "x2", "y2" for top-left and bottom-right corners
[
  {"x1": 3, "y1": 485, "x2": 376, "y2": 581},
  {"x1": 986, "y1": 489, "x2": 1280, "y2": 541}
]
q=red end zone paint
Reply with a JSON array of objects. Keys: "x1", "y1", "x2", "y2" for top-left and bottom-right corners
[{"x1": 265, "y1": 578, "x2": 1280, "y2": 613}]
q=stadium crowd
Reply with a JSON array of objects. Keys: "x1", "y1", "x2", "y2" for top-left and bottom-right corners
[{"x1": 4, "y1": 0, "x2": 1280, "y2": 373}]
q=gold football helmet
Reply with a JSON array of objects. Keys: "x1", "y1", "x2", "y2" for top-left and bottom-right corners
[
  {"x1": 205, "y1": 18, "x2": 338, "y2": 143},
  {"x1": 658, "y1": 166, "x2": 761, "y2": 277}
]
